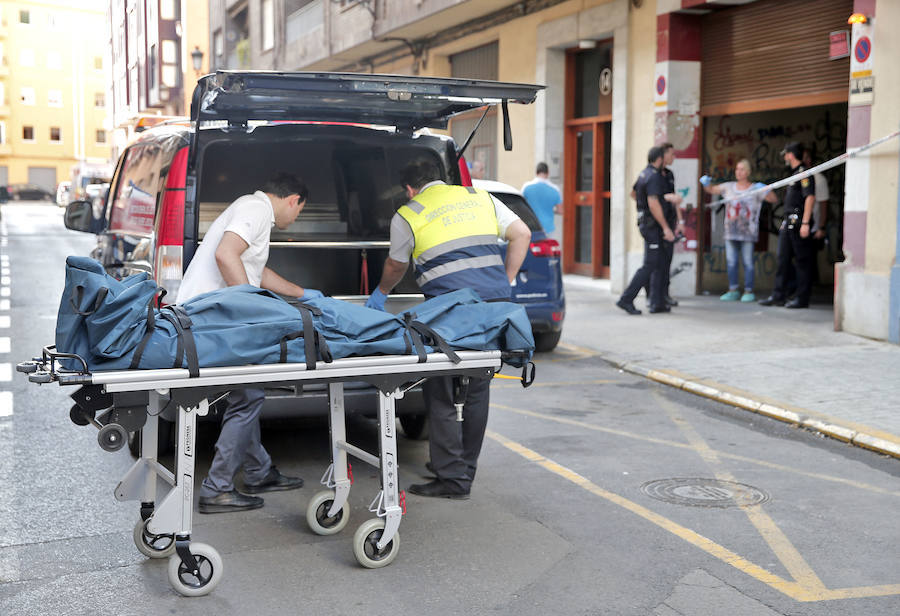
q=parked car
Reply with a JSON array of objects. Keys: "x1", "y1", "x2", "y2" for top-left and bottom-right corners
[
  {"x1": 473, "y1": 179, "x2": 564, "y2": 352},
  {"x1": 56, "y1": 181, "x2": 72, "y2": 207},
  {"x1": 6, "y1": 183, "x2": 55, "y2": 202},
  {"x1": 62, "y1": 71, "x2": 542, "y2": 449}
]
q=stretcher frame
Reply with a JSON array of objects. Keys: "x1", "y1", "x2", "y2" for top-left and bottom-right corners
[{"x1": 19, "y1": 347, "x2": 506, "y2": 596}]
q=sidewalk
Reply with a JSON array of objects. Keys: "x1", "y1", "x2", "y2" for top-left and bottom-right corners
[{"x1": 559, "y1": 275, "x2": 900, "y2": 459}]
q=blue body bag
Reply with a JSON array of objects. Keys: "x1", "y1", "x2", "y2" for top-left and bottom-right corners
[{"x1": 55, "y1": 257, "x2": 534, "y2": 373}]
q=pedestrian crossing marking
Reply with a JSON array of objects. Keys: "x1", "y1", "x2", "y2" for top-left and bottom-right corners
[
  {"x1": 0, "y1": 316, "x2": 8, "y2": 328},
  {"x1": 0, "y1": 364, "x2": 10, "y2": 382},
  {"x1": 1, "y1": 288, "x2": 8, "y2": 297},
  {"x1": 0, "y1": 300, "x2": 7, "y2": 311},
  {"x1": 0, "y1": 277, "x2": 9, "y2": 286},
  {"x1": 0, "y1": 338, "x2": 8, "y2": 353},
  {"x1": 0, "y1": 391, "x2": 11, "y2": 417}
]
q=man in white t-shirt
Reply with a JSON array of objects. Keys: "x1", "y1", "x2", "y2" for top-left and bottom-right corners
[{"x1": 178, "y1": 173, "x2": 322, "y2": 514}]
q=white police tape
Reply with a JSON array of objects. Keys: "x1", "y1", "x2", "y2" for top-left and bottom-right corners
[{"x1": 703, "y1": 129, "x2": 900, "y2": 209}]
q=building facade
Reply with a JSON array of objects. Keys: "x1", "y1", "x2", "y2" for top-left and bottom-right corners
[
  {"x1": 0, "y1": 0, "x2": 110, "y2": 193},
  {"x1": 208, "y1": 0, "x2": 900, "y2": 344},
  {"x1": 106, "y1": 0, "x2": 209, "y2": 154}
]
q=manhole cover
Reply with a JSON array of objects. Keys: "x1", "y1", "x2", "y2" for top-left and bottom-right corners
[{"x1": 641, "y1": 478, "x2": 769, "y2": 508}]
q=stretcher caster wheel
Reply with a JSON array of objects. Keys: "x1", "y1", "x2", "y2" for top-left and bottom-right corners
[
  {"x1": 352, "y1": 519, "x2": 399, "y2": 569},
  {"x1": 133, "y1": 518, "x2": 176, "y2": 559},
  {"x1": 69, "y1": 404, "x2": 95, "y2": 427},
  {"x1": 306, "y1": 490, "x2": 350, "y2": 536},
  {"x1": 167, "y1": 542, "x2": 223, "y2": 597},
  {"x1": 97, "y1": 423, "x2": 127, "y2": 452}
]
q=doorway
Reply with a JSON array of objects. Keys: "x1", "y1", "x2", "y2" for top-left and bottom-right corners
[{"x1": 563, "y1": 41, "x2": 612, "y2": 277}]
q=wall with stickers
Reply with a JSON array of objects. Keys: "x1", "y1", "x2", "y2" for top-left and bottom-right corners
[{"x1": 699, "y1": 104, "x2": 847, "y2": 294}]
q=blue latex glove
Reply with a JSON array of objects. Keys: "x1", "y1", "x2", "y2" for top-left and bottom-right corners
[
  {"x1": 699, "y1": 174, "x2": 712, "y2": 186},
  {"x1": 299, "y1": 288, "x2": 323, "y2": 301},
  {"x1": 365, "y1": 287, "x2": 387, "y2": 311}
]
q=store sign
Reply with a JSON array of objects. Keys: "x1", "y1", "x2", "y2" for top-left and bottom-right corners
[{"x1": 829, "y1": 31, "x2": 849, "y2": 60}]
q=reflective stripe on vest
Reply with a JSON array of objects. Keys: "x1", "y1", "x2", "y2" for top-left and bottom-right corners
[{"x1": 397, "y1": 184, "x2": 509, "y2": 299}]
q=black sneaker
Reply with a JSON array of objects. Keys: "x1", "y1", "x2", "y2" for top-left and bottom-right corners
[
  {"x1": 648, "y1": 306, "x2": 671, "y2": 314},
  {"x1": 408, "y1": 480, "x2": 470, "y2": 499},
  {"x1": 616, "y1": 299, "x2": 641, "y2": 315},
  {"x1": 198, "y1": 490, "x2": 264, "y2": 514},
  {"x1": 243, "y1": 466, "x2": 304, "y2": 494},
  {"x1": 758, "y1": 295, "x2": 785, "y2": 307}
]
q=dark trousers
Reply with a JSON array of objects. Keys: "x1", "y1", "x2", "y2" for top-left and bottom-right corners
[
  {"x1": 621, "y1": 226, "x2": 667, "y2": 309},
  {"x1": 773, "y1": 230, "x2": 814, "y2": 304},
  {"x1": 199, "y1": 388, "x2": 272, "y2": 498},
  {"x1": 424, "y1": 374, "x2": 491, "y2": 492}
]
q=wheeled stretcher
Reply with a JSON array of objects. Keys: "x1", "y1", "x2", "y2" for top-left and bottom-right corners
[{"x1": 17, "y1": 346, "x2": 527, "y2": 596}]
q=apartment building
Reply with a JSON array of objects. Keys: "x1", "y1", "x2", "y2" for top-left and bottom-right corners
[
  {"x1": 208, "y1": 0, "x2": 900, "y2": 344},
  {"x1": 0, "y1": 0, "x2": 110, "y2": 193}
]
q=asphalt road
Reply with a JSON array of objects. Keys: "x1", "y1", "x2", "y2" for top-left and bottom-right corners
[{"x1": 0, "y1": 203, "x2": 898, "y2": 615}]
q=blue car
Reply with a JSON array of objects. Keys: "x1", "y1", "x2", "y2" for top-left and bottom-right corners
[{"x1": 474, "y1": 179, "x2": 565, "y2": 352}]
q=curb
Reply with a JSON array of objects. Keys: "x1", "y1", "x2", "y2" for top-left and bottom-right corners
[{"x1": 606, "y1": 357, "x2": 900, "y2": 460}]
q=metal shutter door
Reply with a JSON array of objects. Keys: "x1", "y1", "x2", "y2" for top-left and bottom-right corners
[{"x1": 701, "y1": 0, "x2": 852, "y2": 115}]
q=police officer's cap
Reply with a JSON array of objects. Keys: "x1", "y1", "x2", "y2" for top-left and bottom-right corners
[{"x1": 780, "y1": 142, "x2": 803, "y2": 159}]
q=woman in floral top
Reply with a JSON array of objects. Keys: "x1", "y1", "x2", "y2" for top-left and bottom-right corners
[{"x1": 701, "y1": 159, "x2": 777, "y2": 302}]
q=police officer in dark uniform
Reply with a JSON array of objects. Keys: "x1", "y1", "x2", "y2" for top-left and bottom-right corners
[
  {"x1": 659, "y1": 142, "x2": 683, "y2": 307},
  {"x1": 759, "y1": 142, "x2": 816, "y2": 308},
  {"x1": 617, "y1": 146, "x2": 674, "y2": 315}
]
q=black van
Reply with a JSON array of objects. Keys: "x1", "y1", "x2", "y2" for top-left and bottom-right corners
[{"x1": 63, "y1": 72, "x2": 542, "y2": 442}]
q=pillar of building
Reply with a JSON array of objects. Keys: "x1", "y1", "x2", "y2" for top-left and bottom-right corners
[
  {"x1": 839, "y1": 0, "x2": 877, "y2": 335},
  {"x1": 652, "y1": 10, "x2": 701, "y2": 297}
]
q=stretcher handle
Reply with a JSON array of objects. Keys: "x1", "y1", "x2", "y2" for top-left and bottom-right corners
[
  {"x1": 493, "y1": 361, "x2": 535, "y2": 388},
  {"x1": 42, "y1": 345, "x2": 90, "y2": 375}
]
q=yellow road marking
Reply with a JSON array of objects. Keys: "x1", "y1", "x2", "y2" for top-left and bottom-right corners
[
  {"x1": 485, "y1": 429, "x2": 813, "y2": 601},
  {"x1": 490, "y1": 403, "x2": 900, "y2": 497},
  {"x1": 545, "y1": 342, "x2": 597, "y2": 361},
  {"x1": 654, "y1": 392, "x2": 828, "y2": 593},
  {"x1": 486, "y1": 428, "x2": 900, "y2": 602},
  {"x1": 492, "y1": 379, "x2": 621, "y2": 389}
]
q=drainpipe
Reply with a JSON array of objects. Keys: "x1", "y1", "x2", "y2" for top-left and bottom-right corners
[{"x1": 890, "y1": 126, "x2": 900, "y2": 344}]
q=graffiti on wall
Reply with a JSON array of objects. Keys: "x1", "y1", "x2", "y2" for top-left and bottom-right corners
[
  {"x1": 700, "y1": 105, "x2": 847, "y2": 292},
  {"x1": 702, "y1": 105, "x2": 847, "y2": 187}
]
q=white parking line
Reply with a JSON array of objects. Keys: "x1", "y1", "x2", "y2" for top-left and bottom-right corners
[
  {"x1": 0, "y1": 338, "x2": 8, "y2": 353},
  {"x1": 0, "y1": 316, "x2": 8, "y2": 328},
  {"x1": 0, "y1": 363, "x2": 9, "y2": 382},
  {"x1": 0, "y1": 391, "x2": 11, "y2": 417}
]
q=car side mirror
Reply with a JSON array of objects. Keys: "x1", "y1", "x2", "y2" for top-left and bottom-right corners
[{"x1": 64, "y1": 200, "x2": 95, "y2": 233}]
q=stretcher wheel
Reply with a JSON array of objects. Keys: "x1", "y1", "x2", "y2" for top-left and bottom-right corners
[
  {"x1": 97, "y1": 423, "x2": 127, "y2": 452},
  {"x1": 352, "y1": 519, "x2": 399, "y2": 569},
  {"x1": 306, "y1": 490, "x2": 350, "y2": 536},
  {"x1": 167, "y1": 542, "x2": 223, "y2": 597},
  {"x1": 69, "y1": 404, "x2": 95, "y2": 427},
  {"x1": 133, "y1": 518, "x2": 176, "y2": 558}
]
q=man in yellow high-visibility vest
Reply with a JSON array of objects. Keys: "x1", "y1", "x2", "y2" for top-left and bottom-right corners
[{"x1": 367, "y1": 159, "x2": 532, "y2": 498}]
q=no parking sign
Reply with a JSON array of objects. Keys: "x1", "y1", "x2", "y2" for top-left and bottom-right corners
[{"x1": 850, "y1": 22, "x2": 874, "y2": 106}]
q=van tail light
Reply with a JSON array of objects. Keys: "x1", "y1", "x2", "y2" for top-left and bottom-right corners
[
  {"x1": 458, "y1": 156, "x2": 472, "y2": 186},
  {"x1": 154, "y1": 146, "x2": 188, "y2": 303},
  {"x1": 530, "y1": 238, "x2": 561, "y2": 257}
]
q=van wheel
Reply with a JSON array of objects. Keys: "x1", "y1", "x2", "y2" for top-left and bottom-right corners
[
  {"x1": 534, "y1": 330, "x2": 562, "y2": 353},
  {"x1": 399, "y1": 414, "x2": 429, "y2": 440},
  {"x1": 127, "y1": 418, "x2": 175, "y2": 457}
]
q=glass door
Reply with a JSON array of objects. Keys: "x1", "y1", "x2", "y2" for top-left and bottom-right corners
[{"x1": 563, "y1": 41, "x2": 612, "y2": 278}]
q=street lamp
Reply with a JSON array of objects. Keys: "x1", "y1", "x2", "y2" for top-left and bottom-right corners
[{"x1": 191, "y1": 46, "x2": 204, "y2": 73}]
